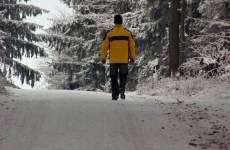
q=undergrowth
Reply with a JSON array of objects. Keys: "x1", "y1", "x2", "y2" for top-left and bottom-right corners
[{"x1": 136, "y1": 74, "x2": 230, "y2": 100}]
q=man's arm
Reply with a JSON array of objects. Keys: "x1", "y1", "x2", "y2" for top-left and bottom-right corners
[
  {"x1": 129, "y1": 32, "x2": 136, "y2": 62},
  {"x1": 100, "y1": 33, "x2": 109, "y2": 63}
]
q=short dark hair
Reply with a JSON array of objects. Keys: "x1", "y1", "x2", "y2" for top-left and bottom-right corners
[{"x1": 114, "y1": 14, "x2": 123, "y2": 24}]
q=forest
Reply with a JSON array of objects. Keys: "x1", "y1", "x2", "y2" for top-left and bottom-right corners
[{"x1": 0, "y1": 0, "x2": 230, "y2": 96}]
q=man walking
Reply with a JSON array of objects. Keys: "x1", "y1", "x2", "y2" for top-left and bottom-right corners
[{"x1": 100, "y1": 14, "x2": 136, "y2": 100}]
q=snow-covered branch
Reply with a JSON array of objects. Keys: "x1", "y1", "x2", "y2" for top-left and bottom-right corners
[{"x1": 0, "y1": 3, "x2": 49, "y2": 19}]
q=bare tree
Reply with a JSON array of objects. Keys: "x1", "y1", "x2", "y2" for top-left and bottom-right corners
[{"x1": 180, "y1": 0, "x2": 230, "y2": 78}]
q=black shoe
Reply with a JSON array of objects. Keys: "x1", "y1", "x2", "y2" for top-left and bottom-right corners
[
  {"x1": 119, "y1": 88, "x2": 125, "y2": 100},
  {"x1": 112, "y1": 96, "x2": 118, "y2": 100}
]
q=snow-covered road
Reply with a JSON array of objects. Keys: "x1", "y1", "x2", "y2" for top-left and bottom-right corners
[{"x1": 1, "y1": 89, "x2": 229, "y2": 150}]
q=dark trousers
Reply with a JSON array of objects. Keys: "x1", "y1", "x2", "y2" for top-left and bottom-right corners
[{"x1": 110, "y1": 63, "x2": 128, "y2": 97}]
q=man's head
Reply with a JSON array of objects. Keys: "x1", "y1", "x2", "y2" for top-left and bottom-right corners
[{"x1": 114, "y1": 14, "x2": 123, "y2": 24}]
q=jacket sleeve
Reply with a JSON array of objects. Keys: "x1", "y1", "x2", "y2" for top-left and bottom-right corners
[
  {"x1": 129, "y1": 32, "x2": 136, "y2": 60},
  {"x1": 100, "y1": 33, "x2": 109, "y2": 61}
]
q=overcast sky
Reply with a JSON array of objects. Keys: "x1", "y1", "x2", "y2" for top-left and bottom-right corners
[{"x1": 19, "y1": 0, "x2": 73, "y2": 33}]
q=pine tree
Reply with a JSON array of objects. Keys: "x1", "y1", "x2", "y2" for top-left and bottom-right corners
[{"x1": 0, "y1": 0, "x2": 48, "y2": 88}]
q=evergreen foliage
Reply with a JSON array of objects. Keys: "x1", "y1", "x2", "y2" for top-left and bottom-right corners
[
  {"x1": 0, "y1": 0, "x2": 48, "y2": 87},
  {"x1": 136, "y1": 0, "x2": 230, "y2": 99}
]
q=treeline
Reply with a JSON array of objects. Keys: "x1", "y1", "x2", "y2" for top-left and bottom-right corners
[{"x1": 0, "y1": 0, "x2": 230, "y2": 90}]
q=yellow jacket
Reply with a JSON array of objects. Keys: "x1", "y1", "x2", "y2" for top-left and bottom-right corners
[{"x1": 100, "y1": 24, "x2": 136, "y2": 64}]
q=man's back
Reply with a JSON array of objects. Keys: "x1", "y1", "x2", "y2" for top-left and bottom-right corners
[{"x1": 101, "y1": 24, "x2": 135, "y2": 64}]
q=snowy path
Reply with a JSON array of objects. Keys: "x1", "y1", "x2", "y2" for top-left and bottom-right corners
[{"x1": 0, "y1": 89, "x2": 229, "y2": 150}]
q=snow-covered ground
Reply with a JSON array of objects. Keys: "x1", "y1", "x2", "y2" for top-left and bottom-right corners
[{"x1": 0, "y1": 89, "x2": 229, "y2": 150}]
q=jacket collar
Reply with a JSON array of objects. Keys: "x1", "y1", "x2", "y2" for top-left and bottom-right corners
[{"x1": 114, "y1": 24, "x2": 122, "y2": 27}]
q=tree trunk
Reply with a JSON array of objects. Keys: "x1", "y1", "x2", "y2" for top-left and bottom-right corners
[
  {"x1": 180, "y1": 0, "x2": 185, "y2": 76},
  {"x1": 169, "y1": 0, "x2": 180, "y2": 76},
  {"x1": 225, "y1": 2, "x2": 229, "y2": 20},
  {"x1": 224, "y1": 2, "x2": 230, "y2": 51},
  {"x1": 124, "y1": 1, "x2": 128, "y2": 13}
]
